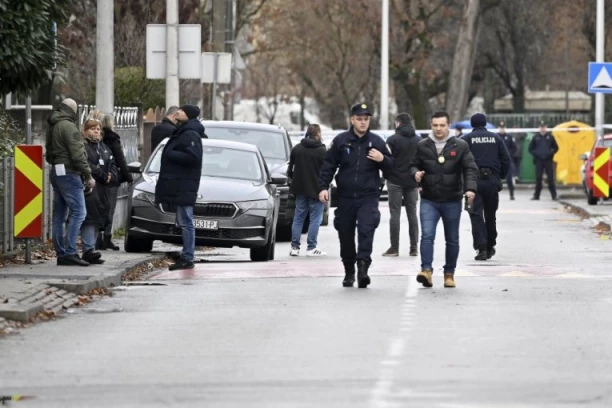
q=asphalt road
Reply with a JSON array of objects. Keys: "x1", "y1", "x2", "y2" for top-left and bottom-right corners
[{"x1": 1, "y1": 189, "x2": 611, "y2": 408}]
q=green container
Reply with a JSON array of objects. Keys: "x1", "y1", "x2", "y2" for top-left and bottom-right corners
[{"x1": 519, "y1": 132, "x2": 536, "y2": 183}]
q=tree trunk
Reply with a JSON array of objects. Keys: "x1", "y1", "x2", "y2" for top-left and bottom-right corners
[
  {"x1": 403, "y1": 75, "x2": 428, "y2": 130},
  {"x1": 512, "y1": 77, "x2": 526, "y2": 113},
  {"x1": 446, "y1": 0, "x2": 481, "y2": 122}
]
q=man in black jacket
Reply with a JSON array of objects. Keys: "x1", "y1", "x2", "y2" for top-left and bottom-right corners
[
  {"x1": 155, "y1": 104, "x2": 204, "y2": 271},
  {"x1": 287, "y1": 124, "x2": 327, "y2": 257},
  {"x1": 410, "y1": 111, "x2": 478, "y2": 288},
  {"x1": 151, "y1": 106, "x2": 179, "y2": 153},
  {"x1": 462, "y1": 113, "x2": 511, "y2": 261},
  {"x1": 382, "y1": 113, "x2": 422, "y2": 257},
  {"x1": 318, "y1": 103, "x2": 394, "y2": 289},
  {"x1": 528, "y1": 121, "x2": 559, "y2": 200},
  {"x1": 498, "y1": 121, "x2": 518, "y2": 200}
]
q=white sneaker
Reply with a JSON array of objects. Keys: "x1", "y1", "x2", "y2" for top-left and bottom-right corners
[
  {"x1": 306, "y1": 248, "x2": 326, "y2": 257},
  {"x1": 290, "y1": 247, "x2": 300, "y2": 256}
]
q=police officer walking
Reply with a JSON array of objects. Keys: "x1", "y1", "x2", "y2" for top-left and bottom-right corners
[
  {"x1": 498, "y1": 121, "x2": 518, "y2": 200},
  {"x1": 318, "y1": 103, "x2": 394, "y2": 289},
  {"x1": 529, "y1": 121, "x2": 559, "y2": 201},
  {"x1": 462, "y1": 113, "x2": 511, "y2": 260}
]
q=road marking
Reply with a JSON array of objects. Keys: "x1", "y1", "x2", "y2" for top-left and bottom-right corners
[
  {"x1": 499, "y1": 271, "x2": 534, "y2": 277},
  {"x1": 370, "y1": 279, "x2": 418, "y2": 408}
]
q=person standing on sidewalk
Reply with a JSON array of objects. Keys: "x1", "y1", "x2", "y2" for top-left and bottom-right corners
[
  {"x1": 382, "y1": 113, "x2": 422, "y2": 257},
  {"x1": 155, "y1": 104, "x2": 204, "y2": 271},
  {"x1": 463, "y1": 113, "x2": 511, "y2": 261},
  {"x1": 151, "y1": 106, "x2": 179, "y2": 152},
  {"x1": 46, "y1": 98, "x2": 95, "y2": 266},
  {"x1": 498, "y1": 121, "x2": 517, "y2": 200},
  {"x1": 529, "y1": 121, "x2": 559, "y2": 201},
  {"x1": 410, "y1": 111, "x2": 478, "y2": 288},
  {"x1": 287, "y1": 124, "x2": 328, "y2": 257},
  {"x1": 318, "y1": 103, "x2": 394, "y2": 289}
]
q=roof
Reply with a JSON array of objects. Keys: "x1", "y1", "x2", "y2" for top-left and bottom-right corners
[{"x1": 201, "y1": 120, "x2": 286, "y2": 133}]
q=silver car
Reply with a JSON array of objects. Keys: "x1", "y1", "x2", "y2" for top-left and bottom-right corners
[{"x1": 124, "y1": 139, "x2": 287, "y2": 262}]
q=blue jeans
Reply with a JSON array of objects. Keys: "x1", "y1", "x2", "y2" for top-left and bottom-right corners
[
  {"x1": 81, "y1": 223, "x2": 98, "y2": 253},
  {"x1": 291, "y1": 195, "x2": 325, "y2": 250},
  {"x1": 176, "y1": 205, "x2": 195, "y2": 262},
  {"x1": 51, "y1": 173, "x2": 86, "y2": 257},
  {"x1": 419, "y1": 198, "x2": 462, "y2": 274}
]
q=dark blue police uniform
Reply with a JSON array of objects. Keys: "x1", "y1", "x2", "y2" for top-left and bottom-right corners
[
  {"x1": 528, "y1": 122, "x2": 559, "y2": 200},
  {"x1": 462, "y1": 113, "x2": 511, "y2": 260},
  {"x1": 318, "y1": 103, "x2": 394, "y2": 288},
  {"x1": 499, "y1": 124, "x2": 518, "y2": 200}
]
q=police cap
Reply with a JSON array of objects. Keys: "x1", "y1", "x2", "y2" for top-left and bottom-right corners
[{"x1": 351, "y1": 103, "x2": 372, "y2": 116}]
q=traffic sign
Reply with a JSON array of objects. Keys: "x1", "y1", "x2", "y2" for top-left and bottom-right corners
[
  {"x1": 13, "y1": 145, "x2": 43, "y2": 238},
  {"x1": 588, "y1": 62, "x2": 612, "y2": 94},
  {"x1": 146, "y1": 24, "x2": 201, "y2": 79}
]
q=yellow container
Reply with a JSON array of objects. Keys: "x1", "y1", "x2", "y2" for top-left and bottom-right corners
[{"x1": 551, "y1": 121, "x2": 596, "y2": 185}]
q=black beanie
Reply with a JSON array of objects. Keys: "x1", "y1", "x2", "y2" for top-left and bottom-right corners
[
  {"x1": 470, "y1": 113, "x2": 487, "y2": 128},
  {"x1": 180, "y1": 104, "x2": 200, "y2": 120}
]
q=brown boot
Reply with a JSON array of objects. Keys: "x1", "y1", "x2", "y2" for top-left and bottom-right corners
[
  {"x1": 416, "y1": 270, "x2": 433, "y2": 288},
  {"x1": 444, "y1": 274, "x2": 456, "y2": 288}
]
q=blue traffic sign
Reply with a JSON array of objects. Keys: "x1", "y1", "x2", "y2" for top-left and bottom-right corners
[{"x1": 588, "y1": 62, "x2": 612, "y2": 94}]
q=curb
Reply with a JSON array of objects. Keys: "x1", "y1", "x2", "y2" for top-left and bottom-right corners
[
  {"x1": 560, "y1": 200, "x2": 612, "y2": 227},
  {"x1": 0, "y1": 255, "x2": 166, "y2": 323}
]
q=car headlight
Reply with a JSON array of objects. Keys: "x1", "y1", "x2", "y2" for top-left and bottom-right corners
[
  {"x1": 133, "y1": 190, "x2": 156, "y2": 203},
  {"x1": 237, "y1": 198, "x2": 274, "y2": 211}
]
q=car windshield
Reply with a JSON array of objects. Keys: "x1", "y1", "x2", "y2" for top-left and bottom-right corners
[
  {"x1": 205, "y1": 127, "x2": 288, "y2": 164},
  {"x1": 147, "y1": 145, "x2": 263, "y2": 182},
  {"x1": 603, "y1": 138, "x2": 612, "y2": 148}
]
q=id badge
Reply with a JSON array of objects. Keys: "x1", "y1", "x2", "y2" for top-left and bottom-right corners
[{"x1": 99, "y1": 159, "x2": 105, "y2": 165}]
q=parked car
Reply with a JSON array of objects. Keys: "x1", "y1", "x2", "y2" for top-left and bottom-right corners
[
  {"x1": 124, "y1": 139, "x2": 286, "y2": 262},
  {"x1": 580, "y1": 134, "x2": 612, "y2": 205},
  {"x1": 202, "y1": 121, "x2": 329, "y2": 237}
]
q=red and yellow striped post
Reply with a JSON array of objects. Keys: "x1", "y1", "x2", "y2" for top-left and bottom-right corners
[
  {"x1": 592, "y1": 147, "x2": 611, "y2": 198},
  {"x1": 13, "y1": 145, "x2": 44, "y2": 238}
]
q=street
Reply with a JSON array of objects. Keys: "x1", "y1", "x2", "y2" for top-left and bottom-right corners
[{"x1": 1, "y1": 189, "x2": 611, "y2": 408}]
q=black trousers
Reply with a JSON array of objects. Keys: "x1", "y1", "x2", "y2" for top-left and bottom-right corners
[
  {"x1": 534, "y1": 159, "x2": 557, "y2": 199},
  {"x1": 469, "y1": 178, "x2": 499, "y2": 250},
  {"x1": 333, "y1": 196, "x2": 380, "y2": 265}
]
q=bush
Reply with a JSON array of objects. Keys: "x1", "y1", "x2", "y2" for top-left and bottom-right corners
[
  {"x1": 0, "y1": 108, "x2": 23, "y2": 157},
  {"x1": 115, "y1": 67, "x2": 165, "y2": 110}
]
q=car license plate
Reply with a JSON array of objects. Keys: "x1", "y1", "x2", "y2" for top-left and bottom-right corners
[{"x1": 193, "y1": 219, "x2": 218, "y2": 230}]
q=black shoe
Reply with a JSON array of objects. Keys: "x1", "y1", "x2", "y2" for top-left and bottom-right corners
[
  {"x1": 552, "y1": 197, "x2": 559, "y2": 201},
  {"x1": 530, "y1": 197, "x2": 540, "y2": 201},
  {"x1": 510, "y1": 195, "x2": 515, "y2": 201},
  {"x1": 475, "y1": 247, "x2": 488, "y2": 261},
  {"x1": 382, "y1": 247, "x2": 399, "y2": 257},
  {"x1": 357, "y1": 260, "x2": 371, "y2": 288},
  {"x1": 342, "y1": 263, "x2": 355, "y2": 287},
  {"x1": 57, "y1": 254, "x2": 90, "y2": 266},
  {"x1": 487, "y1": 247, "x2": 496, "y2": 259},
  {"x1": 105, "y1": 236, "x2": 120, "y2": 251},
  {"x1": 409, "y1": 247, "x2": 418, "y2": 256},
  {"x1": 169, "y1": 258, "x2": 195, "y2": 271},
  {"x1": 82, "y1": 250, "x2": 103, "y2": 264}
]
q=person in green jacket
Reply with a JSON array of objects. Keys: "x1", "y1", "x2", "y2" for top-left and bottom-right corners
[{"x1": 46, "y1": 98, "x2": 95, "y2": 266}]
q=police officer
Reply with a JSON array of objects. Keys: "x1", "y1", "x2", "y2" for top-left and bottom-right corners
[
  {"x1": 498, "y1": 121, "x2": 518, "y2": 200},
  {"x1": 528, "y1": 121, "x2": 559, "y2": 201},
  {"x1": 462, "y1": 113, "x2": 511, "y2": 261},
  {"x1": 318, "y1": 103, "x2": 394, "y2": 288}
]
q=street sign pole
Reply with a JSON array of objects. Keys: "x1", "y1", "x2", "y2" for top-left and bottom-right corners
[
  {"x1": 25, "y1": 96, "x2": 32, "y2": 264},
  {"x1": 212, "y1": 53, "x2": 219, "y2": 120},
  {"x1": 595, "y1": 0, "x2": 605, "y2": 138}
]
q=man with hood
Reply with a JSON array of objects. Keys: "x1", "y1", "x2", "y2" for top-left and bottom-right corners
[
  {"x1": 382, "y1": 113, "x2": 422, "y2": 257},
  {"x1": 287, "y1": 124, "x2": 327, "y2": 257},
  {"x1": 462, "y1": 113, "x2": 511, "y2": 261},
  {"x1": 410, "y1": 111, "x2": 478, "y2": 288},
  {"x1": 155, "y1": 104, "x2": 204, "y2": 271},
  {"x1": 46, "y1": 98, "x2": 95, "y2": 266},
  {"x1": 318, "y1": 103, "x2": 394, "y2": 289}
]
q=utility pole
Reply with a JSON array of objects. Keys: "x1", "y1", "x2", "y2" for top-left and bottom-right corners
[
  {"x1": 96, "y1": 0, "x2": 114, "y2": 113},
  {"x1": 166, "y1": 0, "x2": 180, "y2": 108},
  {"x1": 380, "y1": 0, "x2": 389, "y2": 130},
  {"x1": 595, "y1": 0, "x2": 605, "y2": 137}
]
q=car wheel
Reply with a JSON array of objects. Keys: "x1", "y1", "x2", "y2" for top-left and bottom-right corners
[
  {"x1": 250, "y1": 230, "x2": 275, "y2": 262},
  {"x1": 587, "y1": 188, "x2": 598, "y2": 205},
  {"x1": 124, "y1": 233, "x2": 153, "y2": 253}
]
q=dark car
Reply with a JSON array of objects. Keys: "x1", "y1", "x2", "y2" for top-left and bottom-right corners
[
  {"x1": 202, "y1": 121, "x2": 329, "y2": 239},
  {"x1": 124, "y1": 139, "x2": 287, "y2": 262}
]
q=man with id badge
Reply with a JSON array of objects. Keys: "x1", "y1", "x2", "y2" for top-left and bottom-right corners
[
  {"x1": 46, "y1": 98, "x2": 95, "y2": 266},
  {"x1": 410, "y1": 111, "x2": 478, "y2": 288},
  {"x1": 318, "y1": 103, "x2": 394, "y2": 289}
]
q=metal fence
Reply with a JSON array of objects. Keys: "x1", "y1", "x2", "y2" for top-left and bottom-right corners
[{"x1": 0, "y1": 105, "x2": 140, "y2": 254}]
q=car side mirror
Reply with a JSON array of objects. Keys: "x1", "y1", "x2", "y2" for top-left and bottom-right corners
[
  {"x1": 127, "y1": 161, "x2": 142, "y2": 173},
  {"x1": 270, "y1": 174, "x2": 288, "y2": 185},
  {"x1": 579, "y1": 153, "x2": 588, "y2": 161}
]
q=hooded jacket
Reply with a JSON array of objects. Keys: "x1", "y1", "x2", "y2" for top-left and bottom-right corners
[
  {"x1": 287, "y1": 137, "x2": 327, "y2": 199},
  {"x1": 103, "y1": 127, "x2": 134, "y2": 185},
  {"x1": 409, "y1": 135, "x2": 478, "y2": 202},
  {"x1": 155, "y1": 119, "x2": 204, "y2": 206},
  {"x1": 45, "y1": 104, "x2": 92, "y2": 180},
  {"x1": 318, "y1": 128, "x2": 394, "y2": 198},
  {"x1": 385, "y1": 124, "x2": 422, "y2": 188}
]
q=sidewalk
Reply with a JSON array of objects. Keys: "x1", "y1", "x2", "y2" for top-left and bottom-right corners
[{"x1": 0, "y1": 238, "x2": 173, "y2": 326}]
